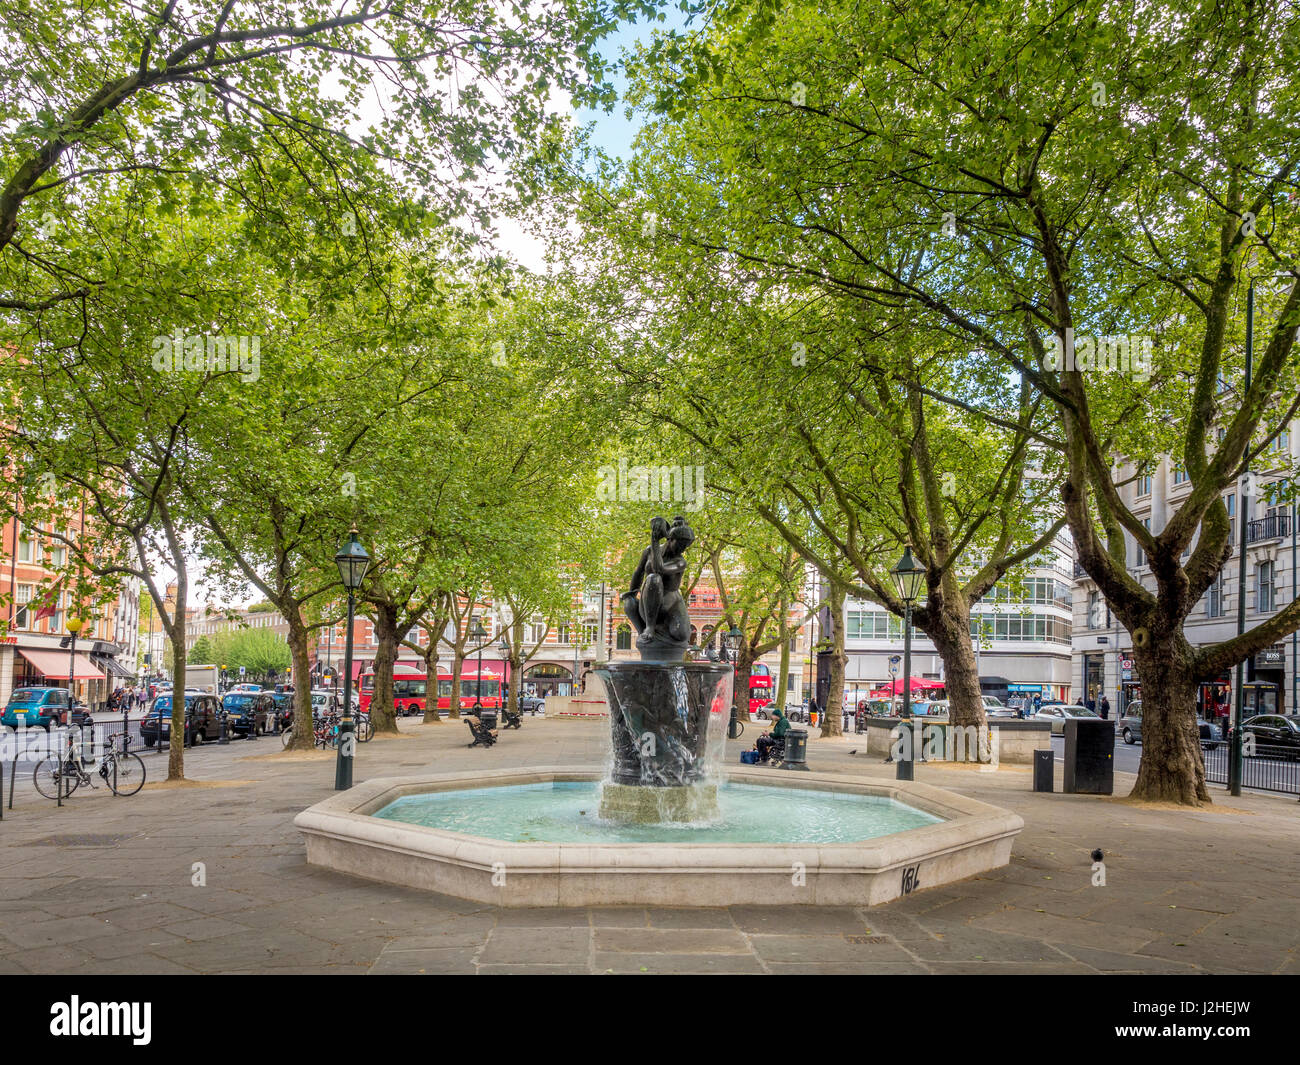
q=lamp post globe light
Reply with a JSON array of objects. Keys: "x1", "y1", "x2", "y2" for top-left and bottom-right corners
[
  {"x1": 468, "y1": 618, "x2": 488, "y2": 711},
  {"x1": 333, "y1": 526, "x2": 370, "y2": 791},
  {"x1": 890, "y1": 544, "x2": 926, "y2": 781},
  {"x1": 65, "y1": 614, "x2": 85, "y2": 717},
  {"x1": 723, "y1": 625, "x2": 744, "y2": 738}
]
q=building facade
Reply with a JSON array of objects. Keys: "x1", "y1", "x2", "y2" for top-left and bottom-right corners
[
  {"x1": 0, "y1": 513, "x2": 140, "y2": 707},
  {"x1": 833, "y1": 536, "x2": 1076, "y2": 708}
]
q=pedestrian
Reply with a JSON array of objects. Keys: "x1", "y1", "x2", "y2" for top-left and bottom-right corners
[{"x1": 1099, "y1": 695, "x2": 1111, "y2": 720}]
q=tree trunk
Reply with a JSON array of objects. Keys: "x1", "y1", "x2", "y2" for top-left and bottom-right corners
[
  {"x1": 508, "y1": 653, "x2": 521, "y2": 717},
  {"x1": 1129, "y1": 637, "x2": 1209, "y2": 804},
  {"x1": 447, "y1": 648, "x2": 464, "y2": 719},
  {"x1": 165, "y1": 581, "x2": 187, "y2": 782},
  {"x1": 286, "y1": 611, "x2": 316, "y2": 751},
  {"x1": 927, "y1": 604, "x2": 986, "y2": 733},
  {"x1": 820, "y1": 583, "x2": 846, "y2": 738},
  {"x1": 776, "y1": 595, "x2": 791, "y2": 716},
  {"x1": 732, "y1": 642, "x2": 754, "y2": 727},
  {"x1": 420, "y1": 635, "x2": 441, "y2": 724},
  {"x1": 370, "y1": 601, "x2": 399, "y2": 734}
]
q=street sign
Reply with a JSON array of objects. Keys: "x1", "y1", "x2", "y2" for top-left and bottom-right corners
[{"x1": 239, "y1": 665, "x2": 246, "y2": 675}]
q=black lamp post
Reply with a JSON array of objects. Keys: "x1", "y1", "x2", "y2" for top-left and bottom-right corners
[
  {"x1": 890, "y1": 544, "x2": 926, "y2": 781},
  {"x1": 497, "y1": 636, "x2": 510, "y2": 710},
  {"x1": 333, "y1": 525, "x2": 370, "y2": 791},
  {"x1": 723, "y1": 625, "x2": 744, "y2": 738},
  {"x1": 469, "y1": 618, "x2": 488, "y2": 711}
]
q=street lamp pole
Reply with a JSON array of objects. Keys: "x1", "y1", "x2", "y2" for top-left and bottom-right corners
[
  {"x1": 469, "y1": 618, "x2": 487, "y2": 711},
  {"x1": 890, "y1": 545, "x2": 926, "y2": 782},
  {"x1": 724, "y1": 626, "x2": 744, "y2": 738},
  {"x1": 1230, "y1": 282, "x2": 1256, "y2": 797},
  {"x1": 334, "y1": 526, "x2": 370, "y2": 791}
]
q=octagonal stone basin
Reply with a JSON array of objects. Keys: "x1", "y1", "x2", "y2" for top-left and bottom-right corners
[{"x1": 295, "y1": 767, "x2": 1023, "y2": 907}]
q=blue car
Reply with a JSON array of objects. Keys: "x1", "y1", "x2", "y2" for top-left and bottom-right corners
[{"x1": 2, "y1": 687, "x2": 80, "y2": 729}]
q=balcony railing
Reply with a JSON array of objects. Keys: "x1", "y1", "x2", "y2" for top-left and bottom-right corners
[
  {"x1": 1247, "y1": 513, "x2": 1293, "y2": 543},
  {"x1": 1073, "y1": 562, "x2": 1088, "y2": 579}
]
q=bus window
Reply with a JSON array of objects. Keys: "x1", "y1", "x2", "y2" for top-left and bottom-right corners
[
  {"x1": 393, "y1": 679, "x2": 427, "y2": 698},
  {"x1": 460, "y1": 679, "x2": 500, "y2": 699},
  {"x1": 437, "y1": 679, "x2": 453, "y2": 697}
]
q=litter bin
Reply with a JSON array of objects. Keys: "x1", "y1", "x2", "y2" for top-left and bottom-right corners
[
  {"x1": 780, "y1": 728, "x2": 810, "y2": 770},
  {"x1": 1033, "y1": 748, "x2": 1054, "y2": 792},
  {"x1": 1063, "y1": 719, "x2": 1114, "y2": 794},
  {"x1": 478, "y1": 708, "x2": 498, "y2": 731}
]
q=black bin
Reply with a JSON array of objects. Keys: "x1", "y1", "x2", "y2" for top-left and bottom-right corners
[
  {"x1": 780, "y1": 728, "x2": 810, "y2": 770},
  {"x1": 1033, "y1": 748, "x2": 1054, "y2": 792},
  {"x1": 1063, "y1": 719, "x2": 1114, "y2": 794},
  {"x1": 478, "y1": 709, "x2": 498, "y2": 731}
]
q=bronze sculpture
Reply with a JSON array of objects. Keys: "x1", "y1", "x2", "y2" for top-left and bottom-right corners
[{"x1": 620, "y1": 515, "x2": 694, "y2": 661}]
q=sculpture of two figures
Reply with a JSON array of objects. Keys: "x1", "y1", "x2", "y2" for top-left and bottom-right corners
[{"x1": 621, "y1": 515, "x2": 694, "y2": 661}]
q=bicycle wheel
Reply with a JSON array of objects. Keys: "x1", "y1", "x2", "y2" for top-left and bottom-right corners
[
  {"x1": 355, "y1": 717, "x2": 374, "y2": 743},
  {"x1": 281, "y1": 727, "x2": 294, "y2": 749},
  {"x1": 732, "y1": 720, "x2": 745, "y2": 738},
  {"x1": 32, "y1": 758, "x2": 63, "y2": 800},
  {"x1": 105, "y1": 752, "x2": 146, "y2": 797}
]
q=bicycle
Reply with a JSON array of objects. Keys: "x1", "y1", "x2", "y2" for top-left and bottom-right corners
[{"x1": 34, "y1": 731, "x2": 146, "y2": 799}]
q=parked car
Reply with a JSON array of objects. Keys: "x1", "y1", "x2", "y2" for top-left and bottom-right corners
[
  {"x1": 1119, "y1": 701, "x2": 1221, "y2": 748},
  {"x1": 271, "y1": 690, "x2": 296, "y2": 727},
  {"x1": 220, "y1": 691, "x2": 274, "y2": 736},
  {"x1": 140, "y1": 694, "x2": 221, "y2": 746},
  {"x1": 230, "y1": 683, "x2": 263, "y2": 693},
  {"x1": 1033, "y1": 704, "x2": 1101, "y2": 735},
  {"x1": 1, "y1": 687, "x2": 92, "y2": 729},
  {"x1": 518, "y1": 694, "x2": 546, "y2": 715},
  {"x1": 1241, "y1": 715, "x2": 1300, "y2": 758},
  {"x1": 982, "y1": 695, "x2": 1008, "y2": 710}
]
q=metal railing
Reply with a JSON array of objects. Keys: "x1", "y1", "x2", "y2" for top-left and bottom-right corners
[
  {"x1": 1247, "y1": 513, "x2": 1293, "y2": 543},
  {"x1": 1203, "y1": 739, "x2": 1299, "y2": 794}
]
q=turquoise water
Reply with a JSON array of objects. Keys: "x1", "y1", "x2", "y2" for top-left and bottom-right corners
[{"x1": 373, "y1": 781, "x2": 943, "y2": 843}]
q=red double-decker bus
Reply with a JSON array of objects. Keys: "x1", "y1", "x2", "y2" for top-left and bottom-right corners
[
  {"x1": 748, "y1": 663, "x2": 773, "y2": 713},
  {"x1": 359, "y1": 666, "x2": 502, "y2": 716}
]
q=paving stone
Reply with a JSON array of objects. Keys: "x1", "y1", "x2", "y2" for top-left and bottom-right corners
[
  {"x1": 765, "y1": 961, "x2": 929, "y2": 975},
  {"x1": 493, "y1": 907, "x2": 593, "y2": 928},
  {"x1": 3, "y1": 914, "x2": 116, "y2": 949},
  {"x1": 1055, "y1": 944, "x2": 1203, "y2": 973},
  {"x1": 587, "y1": 908, "x2": 650, "y2": 927},
  {"x1": 593, "y1": 952, "x2": 765, "y2": 974},
  {"x1": 728, "y1": 906, "x2": 871, "y2": 935},
  {"x1": 78, "y1": 927, "x2": 189, "y2": 960},
  {"x1": 479, "y1": 927, "x2": 591, "y2": 965},
  {"x1": 369, "y1": 948, "x2": 478, "y2": 974},
  {"x1": 478, "y1": 963, "x2": 592, "y2": 974},
  {"x1": 594, "y1": 928, "x2": 750, "y2": 954},
  {"x1": 748, "y1": 934, "x2": 916, "y2": 965},
  {"x1": 646, "y1": 908, "x2": 734, "y2": 929}
]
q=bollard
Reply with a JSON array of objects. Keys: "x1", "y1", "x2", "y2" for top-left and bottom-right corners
[
  {"x1": 218, "y1": 713, "x2": 229, "y2": 745},
  {"x1": 779, "y1": 727, "x2": 811, "y2": 770},
  {"x1": 1033, "y1": 748, "x2": 1054, "y2": 792},
  {"x1": 122, "y1": 707, "x2": 130, "y2": 754},
  {"x1": 7, "y1": 754, "x2": 16, "y2": 810}
]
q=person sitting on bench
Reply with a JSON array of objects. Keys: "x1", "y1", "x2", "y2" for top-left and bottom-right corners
[{"x1": 756, "y1": 705, "x2": 789, "y2": 763}]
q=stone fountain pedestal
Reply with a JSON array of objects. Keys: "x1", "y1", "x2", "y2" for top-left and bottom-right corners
[{"x1": 593, "y1": 660, "x2": 733, "y2": 824}]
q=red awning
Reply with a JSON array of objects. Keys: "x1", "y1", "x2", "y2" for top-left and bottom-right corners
[
  {"x1": 873, "y1": 677, "x2": 945, "y2": 695},
  {"x1": 17, "y1": 648, "x2": 105, "y2": 681}
]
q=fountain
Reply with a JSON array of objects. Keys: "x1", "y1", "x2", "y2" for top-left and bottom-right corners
[
  {"x1": 596, "y1": 514, "x2": 731, "y2": 823},
  {"x1": 294, "y1": 516, "x2": 1025, "y2": 907}
]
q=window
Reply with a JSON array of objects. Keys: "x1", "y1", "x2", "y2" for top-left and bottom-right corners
[
  {"x1": 16, "y1": 523, "x2": 33, "y2": 563},
  {"x1": 1136, "y1": 518, "x2": 1151, "y2": 567},
  {"x1": 555, "y1": 624, "x2": 571, "y2": 645},
  {"x1": 1139, "y1": 474, "x2": 1153, "y2": 496},
  {"x1": 846, "y1": 610, "x2": 902, "y2": 640},
  {"x1": 1206, "y1": 572, "x2": 1225, "y2": 618},
  {"x1": 1258, "y1": 561, "x2": 1275, "y2": 613},
  {"x1": 616, "y1": 624, "x2": 631, "y2": 651},
  {"x1": 1172, "y1": 466, "x2": 1189, "y2": 486},
  {"x1": 528, "y1": 618, "x2": 546, "y2": 644},
  {"x1": 582, "y1": 621, "x2": 600, "y2": 646},
  {"x1": 14, "y1": 584, "x2": 32, "y2": 628}
]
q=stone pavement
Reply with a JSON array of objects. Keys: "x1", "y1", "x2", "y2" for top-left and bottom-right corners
[{"x1": 0, "y1": 716, "x2": 1297, "y2": 974}]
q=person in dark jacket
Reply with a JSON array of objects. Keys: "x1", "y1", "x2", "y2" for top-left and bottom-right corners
[{"x1": 1099, "y1": 695, "x2": 1111, "y2": 719}]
